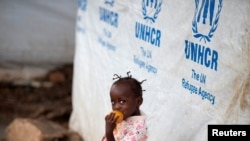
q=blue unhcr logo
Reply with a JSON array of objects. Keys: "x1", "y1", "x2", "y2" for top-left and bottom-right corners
[
  {"x1": 105, "y1": 0, "x2": 114, "y2": 7},
  {"x1": 192, "y1": 0, "x2": 223, "y2": 43},
  {"x1": 142, "y1": 0, "x2": 162, "y2": 23},
  {"x1": 78, "y1": 0, "x2": 87, "y2": 11}
]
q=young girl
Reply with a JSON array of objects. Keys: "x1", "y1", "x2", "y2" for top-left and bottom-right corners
[{"x1": 102, "y1": 72, "x2": 148, "y2": 141}]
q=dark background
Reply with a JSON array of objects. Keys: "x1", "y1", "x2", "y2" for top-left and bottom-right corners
[{"x1": 0, "y1": 64, "x2": 73, "y2": 140}]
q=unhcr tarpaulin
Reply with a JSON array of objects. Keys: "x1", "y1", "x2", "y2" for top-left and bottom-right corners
[{"x1": 69, "y1": 0, "x2": 250, "y2": 140}]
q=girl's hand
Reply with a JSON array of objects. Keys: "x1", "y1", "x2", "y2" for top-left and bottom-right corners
[
  {"x1": 104, "y1": 112, "x2": 119, "y2": 141},
  {"x1": 105, "y1": 112, "x2": 118, "y2": 134}
]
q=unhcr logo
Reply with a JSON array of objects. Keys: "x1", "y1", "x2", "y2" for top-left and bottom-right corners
[
  {"x1": 105, "y1": 0, "x2": 114, "y2": 7},
  {"x1": 100, "y1": 0, "x2": 118, "y2": 27},
  {"x1": 134, "y1": 0, "x2": 163, "y2": 47},
  {"x1": 78, "y1": 0, "x2": 87, "y2": 11},
  {"x1": 142, "y1": 0, "x2": 162, "y2": 23},
  {"x1": 192, "y1": 0, "x2": 223, "y2": 43}
]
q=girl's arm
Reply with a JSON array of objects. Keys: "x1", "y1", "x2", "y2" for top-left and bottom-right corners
[{"x1": 104, "y1": 112, "x2": 118, "y2": 141}]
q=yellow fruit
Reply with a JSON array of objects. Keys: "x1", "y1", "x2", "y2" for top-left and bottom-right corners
[{"x1": 112, "y1": 110, "x2": 123, "y2": 124}]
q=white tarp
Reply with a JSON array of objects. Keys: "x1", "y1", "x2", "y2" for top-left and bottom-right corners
[{"x1": 70, "y1": 0, "x2": 250, "y2": 141}]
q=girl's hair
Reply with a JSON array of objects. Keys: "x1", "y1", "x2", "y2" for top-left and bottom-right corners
[{"x1": 112, "y1": 71, "x2": 146, "y2": 97}]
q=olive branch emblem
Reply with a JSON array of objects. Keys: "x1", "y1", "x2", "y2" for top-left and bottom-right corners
[
  {"x1": 192, "y1": 0, "x2": 223, "y2": 43},
  {"x1": 142, "y1": 0, "x2": 162, "y2": 23},
  {"x1": 105, "y1": 0, "x2": 114, "y2": 7},
  {"x1": 78, "y1": 0, "x2": 87, "y2": 11}
]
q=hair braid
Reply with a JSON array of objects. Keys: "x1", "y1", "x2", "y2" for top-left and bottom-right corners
[{"x1": 112, "y1": 71, "x2": 146, "y2": 97}]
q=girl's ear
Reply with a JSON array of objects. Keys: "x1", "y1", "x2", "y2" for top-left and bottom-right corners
[{"x1": 136, "y1": 96, "x2": 143, "y2": 106}]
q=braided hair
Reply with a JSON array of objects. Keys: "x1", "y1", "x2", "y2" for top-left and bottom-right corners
[{"x1": 112, "y1": 71, "x2": 146, "y2": 97}]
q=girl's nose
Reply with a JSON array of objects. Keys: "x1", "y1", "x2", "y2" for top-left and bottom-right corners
[{"x1": 113, "y1": 103, "x2": 121, "y2": 110}]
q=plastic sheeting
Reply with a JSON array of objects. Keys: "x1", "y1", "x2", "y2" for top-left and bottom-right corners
[{"x1": 70, "y1": 0, "x2": 250, "y2": 141}]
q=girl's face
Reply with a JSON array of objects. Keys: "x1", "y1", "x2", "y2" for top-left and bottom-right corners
[{"x1": 110, "y1": 82, "x2": 142, "y2": 120}]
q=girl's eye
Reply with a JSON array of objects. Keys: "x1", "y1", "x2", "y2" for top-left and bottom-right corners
[
  {"x1": 111, "y1": 101, "x2": 115, "y2": 105},
  {"x1": 119, "y1": 100, "x2": 125, "y2": 104}
]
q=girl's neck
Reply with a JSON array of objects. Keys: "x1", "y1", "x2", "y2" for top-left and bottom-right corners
[{"x1": 132, "y1": 109, "x2": 141, "y2": 116}]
